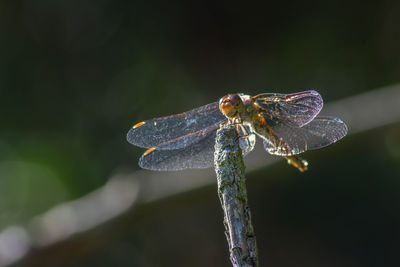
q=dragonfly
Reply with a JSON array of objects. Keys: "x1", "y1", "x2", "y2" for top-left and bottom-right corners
[{"x1": 127, "y1": 90, "x2": 347, "y2": 171}]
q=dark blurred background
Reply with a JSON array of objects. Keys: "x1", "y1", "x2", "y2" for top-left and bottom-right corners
[{"x1": 1, "y1": 0, "x2": 400, "y2": 266}]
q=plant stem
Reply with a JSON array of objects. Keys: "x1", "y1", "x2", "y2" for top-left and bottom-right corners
[{"x1": 214, "y1": 124, "x2": 258, "y2": 267}]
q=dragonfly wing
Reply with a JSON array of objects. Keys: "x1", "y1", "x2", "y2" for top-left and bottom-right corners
[
  {"x1": 139, "y1": 124, "x2": 255, "y2": 170},
  {"x1": 152, "y1": 119, "x2": 227, "y2": 150},
  {"x1": 127, "y1": 101, "x2": 226, "y2": 149},
  {"x1": 255, "y1": 90, "x2": 323, "y2": 127},
  {"x1": 263, "y1": 116, "x2": 348, "y2": 156},
  {"x1": 139, "y1": 126, "x2": 218, "y2": 170}
]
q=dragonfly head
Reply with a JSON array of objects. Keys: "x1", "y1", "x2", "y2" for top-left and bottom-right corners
[{"x1": 219, "y1": 94, "x2": 244, "y2": 120}]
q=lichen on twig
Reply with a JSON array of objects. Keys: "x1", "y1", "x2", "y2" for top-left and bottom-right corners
[{"x1": 214, "y1": 124, "x2": 258, "y2": 267}]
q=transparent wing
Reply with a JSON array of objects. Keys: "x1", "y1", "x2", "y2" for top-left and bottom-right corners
[
  {"x1": 139, "y1": 124, "x2": 255, "y2": 171},
  {"x1": 254, "y1": 90, "x2": 323, "y2": 127},
  {"x1": 152, "y1": 119, "x2": 227, "y2": 150},
  {"x1": 127, "y1": 101, "x2": 226, "y2": 149},
  {"x1": 139, "y1": 127, "x2": 217, "y2": 170},
  {"x1": 262, "y1": 116, "x2": 348, "y2": 156}
]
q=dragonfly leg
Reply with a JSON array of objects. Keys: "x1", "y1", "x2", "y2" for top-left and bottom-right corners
[
  {"x1": 236, "y1": 124, "x2": 253, "y2": 155},
  {"x1": 228, "y1": 117, "x2": 243, "y2": 125}
]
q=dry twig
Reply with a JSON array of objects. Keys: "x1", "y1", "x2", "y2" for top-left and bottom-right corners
[{"x1": 214, "y1": 124, "x2": 258, "y2": 267}]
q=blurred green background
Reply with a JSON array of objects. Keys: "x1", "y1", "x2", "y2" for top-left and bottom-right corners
[{"x1": 1, "y1": 0, "x2": 400, "y2": 266}]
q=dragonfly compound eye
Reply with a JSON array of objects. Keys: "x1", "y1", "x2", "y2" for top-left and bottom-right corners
[{"x1": 219, "y1": 94, "x2": 243, "y2": 119}]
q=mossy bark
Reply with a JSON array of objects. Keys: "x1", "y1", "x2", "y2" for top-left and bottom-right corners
[{"x1": 214, "y1": 124, "x2": 258, "y2": 267}]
